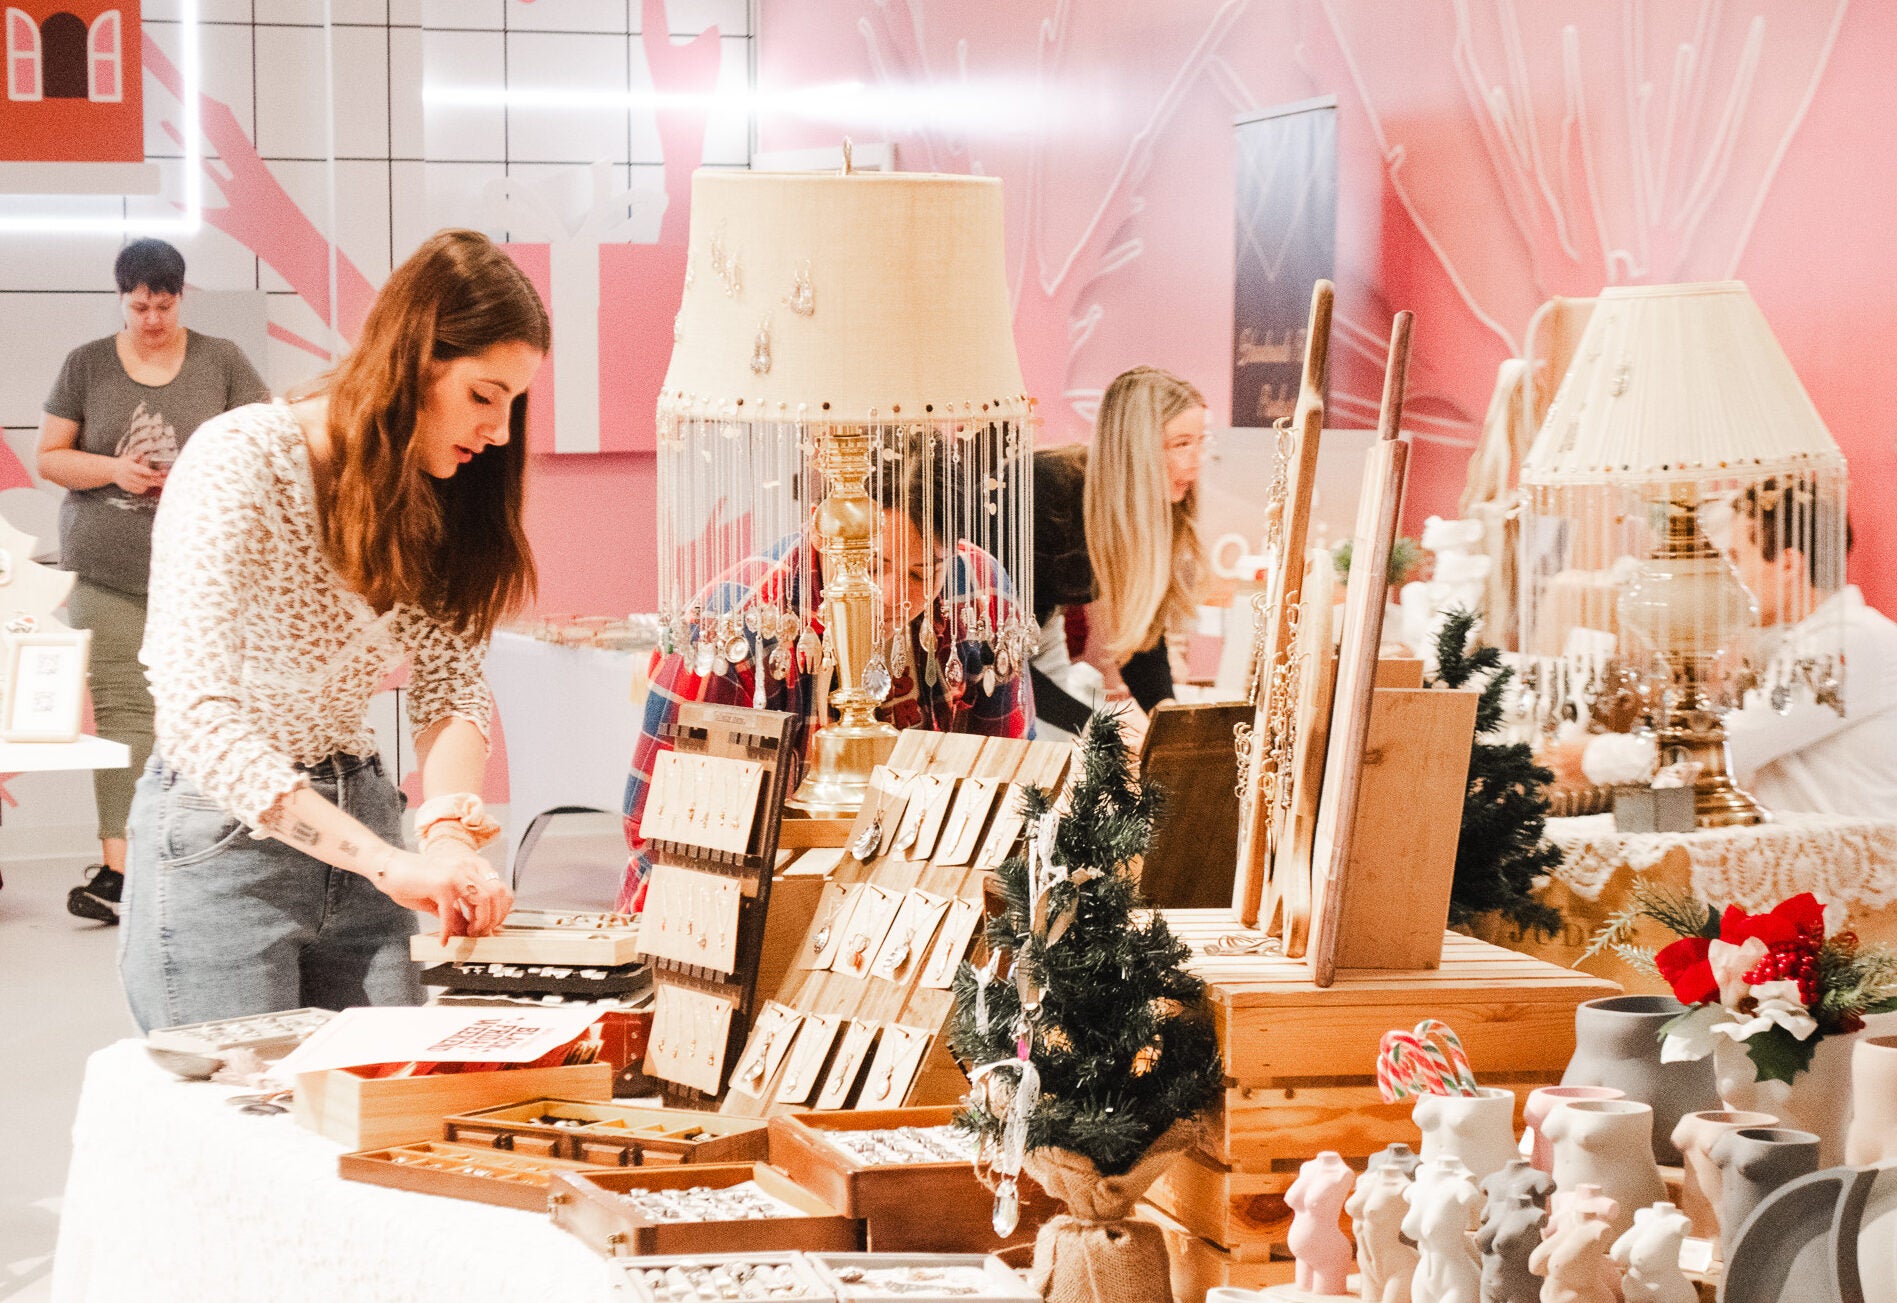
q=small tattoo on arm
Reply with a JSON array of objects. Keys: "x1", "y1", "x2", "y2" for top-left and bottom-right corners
[
  {"x1": 287, "y1": 819, "x2": 321, "y2": 848},
  {"x1": 340, "y1": 839, "x2": 362, "y2": 859}
]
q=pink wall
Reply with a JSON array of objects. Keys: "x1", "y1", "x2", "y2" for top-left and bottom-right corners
[{"x1": 754, "y1": 0, "x2": 1894, "y2": 614}]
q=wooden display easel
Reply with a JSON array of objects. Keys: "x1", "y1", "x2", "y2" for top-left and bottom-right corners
[
  {"x1": 719, "y1": 728, "x2": 1071, "y2": 1118},
  {"x1": 639, "y1": 702, "x2": 799, "y2": 1107}
]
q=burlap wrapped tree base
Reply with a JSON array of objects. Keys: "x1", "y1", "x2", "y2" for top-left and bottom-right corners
[{"x1": 1022, "y1": 1121, "x2": 1196, "y2": 1303}]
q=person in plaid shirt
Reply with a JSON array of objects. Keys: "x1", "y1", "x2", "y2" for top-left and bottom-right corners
[{"x1": 617, "y1": 465, "x2": 1034, "y2": 911}]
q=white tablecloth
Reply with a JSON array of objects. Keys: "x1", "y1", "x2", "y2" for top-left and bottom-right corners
[
  {"x1": 487, "y1": 630, "x2": 648, "y2": 859},
  {"x1": 51, "y1": 1040, "x2": 611, "y2": 1302}
]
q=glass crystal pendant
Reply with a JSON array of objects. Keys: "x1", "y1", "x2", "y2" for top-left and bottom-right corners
[
  {"x1": 768, "y1": 644, "x2": 792, "y2": 680},
  {"x1": 888, "y1": 632, "x2": 909, "y2": 678},
  {"x1": 797, "y1": 627, "x2": 823, "y2": 673},
  {"x1": 992, "y1": 1178, "x2": 1019, "y2": 1237},
  {"x1": 743, "y1": 606, "x2": 760, "y2": 633},
  {"x1": 862, "y1": 655, "x2": 892, "y2": 702},
  {"x1": 943, "y1": 654, "x2": 966, "y2": 690}
]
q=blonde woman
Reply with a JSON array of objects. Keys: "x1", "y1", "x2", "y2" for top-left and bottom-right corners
[{"x1": 1031, "y1": 367, "x2": 1207, "y2": 741}]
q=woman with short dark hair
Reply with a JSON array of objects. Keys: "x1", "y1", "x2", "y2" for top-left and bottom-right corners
[
  {"x1": 36, "y1": 237, "x2": 269, "y2": 923},
  {"x1": 119, "y1": 229, "x2": 547, "y2": 1030}
]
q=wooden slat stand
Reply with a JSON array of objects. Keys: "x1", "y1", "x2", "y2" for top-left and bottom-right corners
[
  {"x1": 638, "y1": 703, "x2": 800, "y2": 1107},
  {"x1": 1140, "y1": 916, "x2": 1620, "y2": 1297}
]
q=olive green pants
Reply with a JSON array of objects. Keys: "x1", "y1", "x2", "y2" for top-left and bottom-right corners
[{"x1": 65, "y1": 577, "x2": 154, "y2": 841}]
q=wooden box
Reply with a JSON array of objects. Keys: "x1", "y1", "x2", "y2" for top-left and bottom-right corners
[
  {"x1": 1146, "y1": 916, "x2": 1619, "y2": 1270},
  {"x1": 768, "y1": 1107, "x2": 1058, "y2": 1253},
  {"x1": 550, "y1": 1162, "x2": 865, "y2": 1259},
  {"x1": 808, "y1": 1253, "x2": 1039, "y2": 1301},
  {"x1": 338, "y1": 1139, "x2": 618, "y2": 1212},
  {"x1": 610, "y1": 1253, "x2": 836, "y2": 1301},
  {"x1": 445, "y1": 1097, "x2": 768, "y2": 1167},
  {"x1": 293, "y1": 1061, "x2": 613, "y2": 1150}
]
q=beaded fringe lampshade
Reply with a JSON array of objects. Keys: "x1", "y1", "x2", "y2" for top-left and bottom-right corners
[
  {"x1": 1518, "y1": 281, "x2": 1848, "y2": 826},
  {"x1": 659, "y1": 164, "x2": 1037, "y2": 812}
]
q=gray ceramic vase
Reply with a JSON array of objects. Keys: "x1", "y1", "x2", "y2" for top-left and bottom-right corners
[
  {"x1": 1710, "y1": 1126, "x2": 1822, "y2": 1261},
  {"x1": 1561, "y1": 994, "x2": 1719, "y2": 1164}
]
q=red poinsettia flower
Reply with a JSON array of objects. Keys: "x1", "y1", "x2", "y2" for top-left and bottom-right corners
[
  {"x1": 1655, "y1": 936, "x2": 1717, "y2": 1006},
  {"x1": 1719, "y1": 893, "x2": 1826, "y2": 951}
]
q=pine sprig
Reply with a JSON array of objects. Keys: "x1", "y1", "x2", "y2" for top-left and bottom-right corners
[
  {"x1": 1630, "y1": 877, "x2": 1719, "y2": 941},
  {"x1": 950, "y1": 711, "x2": 1224, "y2": 1177},
  {"x1": 1429, "y1": 609, "x2": 1563, "y2": 935}
]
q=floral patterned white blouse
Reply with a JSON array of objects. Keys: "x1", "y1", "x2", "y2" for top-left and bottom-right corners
[{"x1": 141, "y1": 399, "x2": 492, "y2": 829}]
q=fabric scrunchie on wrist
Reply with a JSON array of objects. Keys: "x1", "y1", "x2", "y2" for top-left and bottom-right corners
[{"x1": 415, "y1": 792, "x2": 501, "y2": 851}]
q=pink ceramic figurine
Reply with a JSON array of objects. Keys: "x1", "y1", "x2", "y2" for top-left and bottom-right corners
[
  {"x1": 1286, "y1": 1151, "x2": 1356, "y2": 1296},
  {"x1": 1523, "y1": 1085, "x2": 1626, "y2": 1173}
]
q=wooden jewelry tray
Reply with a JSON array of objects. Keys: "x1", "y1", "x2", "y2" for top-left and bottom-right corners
[
  {"x1": 609, "y1": 1252, "x2": 836, "y2": 1301},
  {"x1": 410, "y1": 909, "x2": 642, "y2": 967},
  {"x1": 444, "y1": 1097, "x2": 768, "y2": 1167},
  {"x1": 549, "y1": 1162, "x2": 864, "y2": 1259},
  {"x1": 807, "y1": 1253, "x2": 1039, "y2": 1301},
  {"x1": 767, "y1": 1108, "x2": 1058, "y2": 1254},
  {"x1": 338, "y1": 1139, "x2": 618, "y2": 1212}
]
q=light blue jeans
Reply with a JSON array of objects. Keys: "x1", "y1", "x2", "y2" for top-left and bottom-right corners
[{"x1": 119, "y1": 753, "x2": 422, "y2": 1033}]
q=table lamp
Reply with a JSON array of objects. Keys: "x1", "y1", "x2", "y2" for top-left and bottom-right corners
[
  {"x1": 657, "y1": 158, "x2": 1037, "y2": 813},
  {"x1": 1518, "y1": 282, "x2": 1848, "y2": 827}
]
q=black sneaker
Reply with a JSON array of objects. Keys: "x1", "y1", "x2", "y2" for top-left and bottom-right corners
[{"x1": 67, "y1": 865, "x2": 123, "y2": 924}]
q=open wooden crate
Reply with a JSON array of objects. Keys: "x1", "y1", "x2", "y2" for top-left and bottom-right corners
[
  {"x1": 768, "y1": 1106, "x2": 1059, "y2": 1254},
  {"x1": 550, "y1": 1163, "x2": 865, "y2": 1259},
  {"x1": 1143, "y1": 913, "x2": 1619, "y2": 1287},
  {"x1": 444, "y1": 1097, "x2": 768, "y2": 1167}
]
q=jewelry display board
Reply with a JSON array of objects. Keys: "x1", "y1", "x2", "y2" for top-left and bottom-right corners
[
  {"x1": 720, "y1": 729, "x2": 1072, "y2": 1119},
  {"x1": 1233, "y1": 280, "x2": 1332, "y2": 934},
  {"x1": 636, "y1": 702, "x2": 800, "y2": 1107}
]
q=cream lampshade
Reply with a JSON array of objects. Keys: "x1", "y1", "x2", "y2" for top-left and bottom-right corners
[
  {"x1": 1518, "y1": 281, "x2": 1848, "y2": 826},
  {"x1": 658, "y1": 162, "x2": 1037, "y2": 813}
]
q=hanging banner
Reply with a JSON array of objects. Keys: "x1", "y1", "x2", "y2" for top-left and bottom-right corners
[{"x1": 1231, "y1": 96, "x2": 1337, "y2": 428}]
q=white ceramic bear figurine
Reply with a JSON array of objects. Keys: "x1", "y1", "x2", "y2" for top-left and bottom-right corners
[
  {"x1": 1403, "y1": 1157, "x2": 1482, "y2": 1303},
  {"x1": 1611, "y1": 1202, "x2": 1695, "y2": 1303}
]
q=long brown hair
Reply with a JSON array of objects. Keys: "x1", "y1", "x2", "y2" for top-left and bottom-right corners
[{"x1": 314, "y1": 229, "x2": 549, "y2": 640}]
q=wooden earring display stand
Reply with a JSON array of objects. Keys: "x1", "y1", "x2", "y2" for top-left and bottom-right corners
[
  {"x1": 635, "y1": 702, "x2": 800, "y2": 1107},
  {"x1": 719, "y1": 729, "x2": 1071, "y2": 1120}
]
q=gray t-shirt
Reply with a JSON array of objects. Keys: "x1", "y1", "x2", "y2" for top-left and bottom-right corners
[{"x1": 44, "y1": 330, "x2": 269, "y2": 596}]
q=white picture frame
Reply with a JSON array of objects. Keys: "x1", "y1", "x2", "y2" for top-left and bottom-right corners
[{"x1": 3, "y1": 628, "x2": 91, "y2": 743}]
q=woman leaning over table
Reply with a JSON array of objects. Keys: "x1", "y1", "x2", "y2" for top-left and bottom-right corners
[{"x1": 120, "y1": 230, "x2": 546, "y2": 1032}]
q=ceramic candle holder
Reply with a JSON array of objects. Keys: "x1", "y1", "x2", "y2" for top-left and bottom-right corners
[
  {"x1": 1562, "y1": 995, "x2": 1718, "y2": 1165},
  {"x1": 1414, "y1": 1087, "x2": 1518, "y2": 1183},
  {"x1": 1709, "y1": 1126, "x2": 1821, "y2": 1261},
  {"x1": 1542, "y1": 1098, "x2": 1667, "y2": 1244},
  {"x1": 1670, "y1": 1109, "x2": 1777, "y2": 1243},
  {"x1": 1284, "y1": 1151, "x2": 1355, "y2": 1296},
  {"x1": 1846, "y1": 1035, "x2": 1897, "y2": 1166},
  {"x1": 1523, "y1": 1085, "x2": 1626, "y2": 1174}
]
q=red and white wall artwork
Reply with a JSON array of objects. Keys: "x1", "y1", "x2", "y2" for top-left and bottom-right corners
[{"x1": 2, "y1": 1, "x2": 142, "y2": 160}]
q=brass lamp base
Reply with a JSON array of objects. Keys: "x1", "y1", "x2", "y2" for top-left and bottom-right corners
[
  {"x1": 787, "y1": 719, "x2": 899, "y2": 816},
  {"x1": 1654, "y1": 713, "x2": 1768, "y2": 829}
]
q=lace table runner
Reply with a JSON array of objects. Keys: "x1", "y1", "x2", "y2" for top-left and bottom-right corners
[{"x1": 1545, "y1": 812, "x2": 1897, "y2": 913}]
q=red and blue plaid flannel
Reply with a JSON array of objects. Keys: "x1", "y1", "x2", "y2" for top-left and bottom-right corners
[{"x1": 617, "y1": 531, "x2": 1034, "y2": 910}]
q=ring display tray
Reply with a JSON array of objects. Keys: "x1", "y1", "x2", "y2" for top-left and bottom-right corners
[
  {"x1": 444, "y1": 1097, "x2": 767, "y2": 1167},
  {"x1": 420, "y1": 961, "x2": 651, "y2": 998},
  {"x1": 146, "y1": 1007, "x2": 335, "y2": 1058},
  {"x1": 410, "y1": 909, "x2": 643, "y2": 967},
  {"x1": 767, "y1": 1107, "x2": 1059, "y2": 1253},
  {"x1": 807, "y1": 1253, "x2": 1039, "y2": 1301},
  {"x1": 549, "y1": 1162, "x2": 863, "y2": 1259},
  {"x1": 337, "y1": 1139, "x2": 620, "y2": 1212},
  {"x1": 721, "y1": 730, "x2": 1072, "y2": 1120},
  {"x1": 610, "y1": 1253, "x2": 836, "y2": 1301},
  {"x1": 635, "y1": 704, "x2": 800, "y2": 1109}
]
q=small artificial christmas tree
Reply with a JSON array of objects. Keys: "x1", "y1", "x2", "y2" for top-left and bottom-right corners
[
  {"x1": 1429, "y1": 608, "x2": 1563, "y2": 935},
  {"x1": 950, "y1": 711, "x2": 1222, "y2": 1302}
]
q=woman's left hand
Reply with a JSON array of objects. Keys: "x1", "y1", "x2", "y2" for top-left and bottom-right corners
[{"x1": 419, "y1": 837, "x2": 515, "y2": 939}]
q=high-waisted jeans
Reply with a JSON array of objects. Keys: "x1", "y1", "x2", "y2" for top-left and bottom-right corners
[{"x1": 119, "y1": 752, "x2": 422, "y2": 1033}]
